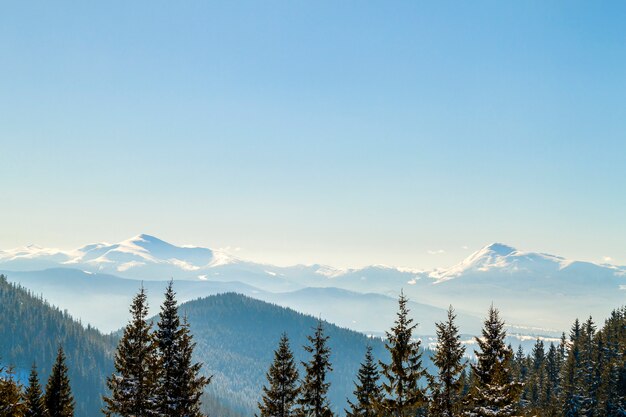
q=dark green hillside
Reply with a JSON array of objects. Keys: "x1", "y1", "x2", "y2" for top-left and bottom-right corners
[
  {"x1": 0, "y1": 274, "x2": 115, "y2": 416},
  {"x1": 1, "y1": 274, "x2": 435, "y2": 417},
  {"x1": 178, "y1": 292, "x2": 435, "y2": 416}
]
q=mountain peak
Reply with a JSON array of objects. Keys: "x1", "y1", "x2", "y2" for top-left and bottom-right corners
[
  {"x1": 483, "y1": 242, "x2": 517, "y2": 256},
  {"x1": 131, "y1": 233, "x2": 162, "y2": 243}
]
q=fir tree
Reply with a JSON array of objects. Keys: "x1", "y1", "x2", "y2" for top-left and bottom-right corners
[
  {"x1": 0, "y1": 364, "x2": 26, "y2": 417},
  {"x1": 155, "y1": 281, "x2": 210, "y2": 417},
  {"x1": 298, "y1": 320, "x2": 334, "y2": 417},
  {"x1": 378, "y1": 291, "x2": 428, "y2": 417},
  {"x1": 428, "y1": 306, "x2": 466, "y2": 417},
  {"x1": 44, "y1": 347, "x2": 75, "y2": 417},
  {"x1": 103, "y1": 286, "x2": 158, "y2": 417},
  {"x1": 24, "y1": 363, "x2": 46, "y2": 417},
  {"x1": 464, "y1": 305, "x2": 521, "y2": 417},
  {"x1": 346, "y1": 345, "x2": 382, "y2": 417},
  {"x1": 258, "y1": 333, "x2": 300, "y2": 417}
]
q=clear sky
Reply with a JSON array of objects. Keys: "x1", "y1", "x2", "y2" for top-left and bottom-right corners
[{"x1": 1, "y1": 1, "x2": 625, "y2": 269}]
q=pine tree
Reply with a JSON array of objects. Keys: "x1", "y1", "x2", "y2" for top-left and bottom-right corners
[
  {"x1": 377, "y1": 291, "x2": 428, "y2": 417},
  {"x1": 258, "y1": 333, "x2": 300, "y2": 417},
  {"x1": 103, "y1": 286, "x2": 158, "y2": 417},
  {"x1": 464, "y1": 305, "x2": 521, "y2": 417},
  {"x1": 24, "y1": 363, "x2": 46, "y2": 417},
  {"x1": 155, "y1": 281, "x2": 210, "y2": 417},
  {"x1": 0, "y1": 364, "x2": 26, "y2": 417},
  {"x1": 346, "y1": 345, "x2": 382, "y2": 417},
  {"x1": 428, "y1": 306, "x2": 466, "y2": 417},
  {"x1": 298, "y1": 320, "x2": 334, "y2": 417},
  {"x1": 44, "y1": 347, "x2": 75, "y2": 417}
]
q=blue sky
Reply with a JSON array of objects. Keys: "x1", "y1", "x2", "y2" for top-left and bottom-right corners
[{"x1": 1, "y1": 1, "x2": 625, "y2": 268}]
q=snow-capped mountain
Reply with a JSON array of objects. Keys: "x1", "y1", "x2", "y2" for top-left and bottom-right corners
[
  {"x1": 426, "y1": 242, "x2": 625, "y2": 291},
  {"x1": 408, "y1": 242, "x2": 626, "y2": 332},
  {"x1": 1, "y1": 236, "x2": 624, "y2": 334},
  {"x1": 1, "y1": 234, "x2": 233, "y2": 274}
]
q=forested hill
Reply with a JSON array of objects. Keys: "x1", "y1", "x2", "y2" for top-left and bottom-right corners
[
  {"x1": 0, "y1": 274, "x2": 116, "y2": 416},
  {"x1": 1, "y1": 274, "x2": 436, "y2": 417},
  {"x1": 177, "y1": 292, "x2": 435, "y2": 416}
]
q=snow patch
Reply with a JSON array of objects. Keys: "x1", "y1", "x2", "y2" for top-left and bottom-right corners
[
  {"x1": 168, "y1": 258, "x2": 200, "y2": 271},
  {"x1": 117, "y1": 261, "x2": 146, "y2": 272},
  {"x1": 315, "y1": 265, "x2": 347, "y2": 278}
]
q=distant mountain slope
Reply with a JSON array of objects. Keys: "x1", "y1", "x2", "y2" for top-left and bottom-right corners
[
  {"x1": 2, "y1": 268, "x2": 261, "y2": 332},
  {"x1": 177, "y1": 293, "x2": 434, "y2": 416},
  {"x1": 0, "y1": 274, "x2": 115, "y2": 417},
  {"x1": 4, "y1": 268, "x2": 482, "y2": 335},
  {"x1": 260, "y1": 287, "x2": 483, "y2": 335}
]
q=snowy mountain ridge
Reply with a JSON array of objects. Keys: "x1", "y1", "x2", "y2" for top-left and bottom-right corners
[
  {"x1": 1, "y1": 235, "x2": 624, "y2": 284},
  {"x1": 427, "y1": 242, "x2": 590, "y2": 282}
]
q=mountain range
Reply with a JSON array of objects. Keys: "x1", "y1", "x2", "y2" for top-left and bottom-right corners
[{"x1": 2, "y1": 234, "x2": 624, "y2": 335}]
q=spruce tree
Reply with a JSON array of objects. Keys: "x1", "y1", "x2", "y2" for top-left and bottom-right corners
[
  {"x1": 258, "y1": 333, "x2": 300, "y2": 417},
  {"x1": 596, "y1": 308, "x2": 626, "y2": 416},
  {"x1": 44, "y1": 347, "x2": 75, "y2": 417},
  {"x1": 156, "y1": 281, "x2": 209, "y2": 417},
  {"x1": 298, "y1": 320, "x2": 334, "y2": 417},
  {"x1": 24, "y1": 363, "x2": 46, "y2": 417},
  {"x1": 378, "y1": 291, "x2": 428, "y2": 417},
  {"x1": 346, "y1": 345, "x2": 382, "y2": 417},
  {"x1": 104, "y1": 286, "x2": 158, "y2": 417},
  {"x1": 579, "y1": 317, "x2": 597, "y2": 416},
  {"x1": 0, "y1": 364, "x2": 26, "y2": 417},
  {"x1": 464, "y1": 305, "x2": 521, "y2": 417},
  {"x1": 561, "y1": 319, "x2": 583, "y2": 417},
  {"x1": 527, "y1": 339, "x2": 547, "y2": 414},
  {"x1": 428, "y1": 306, "x2": 466, "y2": 417},
  {"x1": 174, "y1": 315, "x2": 211, "y2": 416},
  {"x1": 543, "y1": 343, "x2": 561, "y2": 417}
]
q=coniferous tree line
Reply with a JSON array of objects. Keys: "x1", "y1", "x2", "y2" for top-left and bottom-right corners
[
  {"x1": 258, "y1": 292, "x2": 625, "y2": 417},
  {"x1": 2, "y1": 271, "x2": 624, "y2": 417},
  {"x1": 1, "y1": 347, "x2": 75, "y2": 417},
  {"x1": 0, "y1": 274, "x2": 114, "y2": 416},
  {"x1": 511, "y1": 309, "x2": 626, "y2": 417},
  {"x1": 1, "y1": 278, "x2": 208, "y2": 417},
  {"x1": 103, "y1": 281, "x2": 209, "y2": 417}
]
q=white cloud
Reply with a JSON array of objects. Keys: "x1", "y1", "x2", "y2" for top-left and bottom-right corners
[
  {"x1": 461, "y1": 245, "x2": 469, "y2": 250},
  {"x1": 427, "y1": 249, "x2": 445, "y2": 255},
  {"x1": 602, "y1": 256, "x2": 613, "y2": 262}
]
